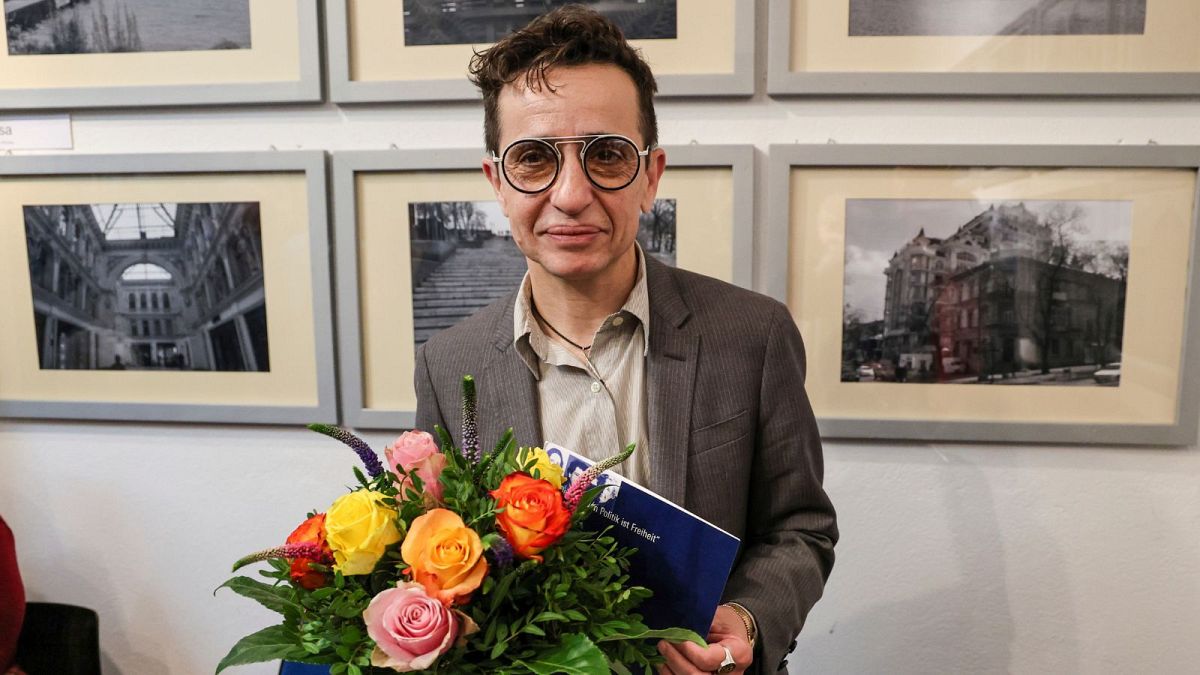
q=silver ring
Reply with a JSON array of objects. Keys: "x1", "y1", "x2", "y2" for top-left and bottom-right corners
[{"x1": 716, "y1": 645, "x2": 736, "y2": 674}]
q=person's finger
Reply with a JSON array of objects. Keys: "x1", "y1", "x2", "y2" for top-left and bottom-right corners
[
  {"x1": 658, "y1": 640, "x2": 704, "y2": 674},
  {"x1": 677, "y1": 639, "x2": 727, "y2": 670}
]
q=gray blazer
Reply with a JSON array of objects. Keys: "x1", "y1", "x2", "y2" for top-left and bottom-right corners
[{"x1": 415, "y1": 255, "x2": 837, "y2": 673}]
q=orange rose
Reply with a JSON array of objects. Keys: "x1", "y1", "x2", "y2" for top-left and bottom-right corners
[
  {"x1": 490, "y1": 472, "x2": 572, "y2": 562},
  {"x1": 400, "y1": 508, "x2": 488, "y2": 606},
  {"x1": 286, "y1": 513, "x2": 332, "y2": 590}
]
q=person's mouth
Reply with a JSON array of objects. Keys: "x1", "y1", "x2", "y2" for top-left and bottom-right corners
[{"x1": 543, "y1": 225, "x2": 603, "y2": 243}]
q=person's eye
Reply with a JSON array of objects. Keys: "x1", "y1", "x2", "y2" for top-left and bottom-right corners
[{"x1": 515, "y1": 147, "x2": 554, "y2": 166}]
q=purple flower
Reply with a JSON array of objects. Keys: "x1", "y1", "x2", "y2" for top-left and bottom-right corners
[{"x1": 307, "y1": 423, "x2": 384, "y2": 478}]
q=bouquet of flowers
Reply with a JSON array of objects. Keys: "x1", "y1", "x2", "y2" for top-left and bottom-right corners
[{"x1": 217, "y1": 376, "x2": 702, "y2": 674}]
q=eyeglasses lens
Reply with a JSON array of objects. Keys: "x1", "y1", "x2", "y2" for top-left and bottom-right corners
[
  {"x1": 503, "y1": 140, "x2": 558, "y2": 193},
  {"x1": 502, "y1": 136, "x2": 640, "y2": 193},
  {"x1": 583, "y1": 137, "x2": 639, "y2": 190}
]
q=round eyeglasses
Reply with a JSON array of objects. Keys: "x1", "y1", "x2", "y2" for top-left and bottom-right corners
[{"x1": 491, "y1": 134, "x2": 652, "y2": 194}]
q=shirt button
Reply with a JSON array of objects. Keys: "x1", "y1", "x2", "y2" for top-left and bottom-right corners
[
  {"x1": 590, "y1": 381, "x2": 601, "y2": 393},
  {"x1": 611, "y1": 316, "x2": 625, "y2": 327}
]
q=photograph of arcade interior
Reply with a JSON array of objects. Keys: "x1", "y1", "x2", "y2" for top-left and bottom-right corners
[{"x1": 3, "y1": 1, "x2": 1200, "y2": 673}]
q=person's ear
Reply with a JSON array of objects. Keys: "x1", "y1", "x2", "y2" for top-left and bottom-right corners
[
  {"x1": 640, "y1": 148, "x2": 667, "y2": 213},
  {"x1": 482, "y1": 156, "x2": 510, "y2": 216}
]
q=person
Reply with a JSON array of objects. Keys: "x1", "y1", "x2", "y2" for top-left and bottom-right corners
[
  {"x1": 0, "y1": 516, "x2": 26, "y2": 675},
  {"x1": 414, "y1": 7, "x2": 837, "y2": 674}
]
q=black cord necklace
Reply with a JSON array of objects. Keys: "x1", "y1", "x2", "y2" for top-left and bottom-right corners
[{"x1": 531, "y1": 300, "x2": 592, "y2": 351}]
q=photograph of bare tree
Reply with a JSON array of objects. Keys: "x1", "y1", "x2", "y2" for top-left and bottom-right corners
[
  {"x1": 842, "y1": 199, "x2": 1130, "y2": 385},
  {"x1": 5, "y1": 0, "x2": 251, "y2": 55},
  {"x1": 849, "y1": 0, "x2": 1146, "y2": 36},
  {"x1": 408, "y1": 198, "x2": 675, "y2": 347}
]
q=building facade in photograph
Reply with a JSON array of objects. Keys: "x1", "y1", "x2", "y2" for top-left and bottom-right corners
[
  {"x1": 23, "y1": 202, "x2": 269, "y2": 371},
  {"x1": 937, "y1": 257, "x2": 1124, "y2": 378},
  {"x1": 878, "y1": 202, "x2": 1124, "y2": 379}
]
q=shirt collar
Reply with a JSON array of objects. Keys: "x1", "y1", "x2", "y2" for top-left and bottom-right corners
[{"x1": 513, "y1": 243, "x2": 652, "y2": 378}]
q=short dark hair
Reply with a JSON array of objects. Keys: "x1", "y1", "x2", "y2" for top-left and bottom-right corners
[{"x1": 468, "y1": 4, "x2": 658, "y2": 155}]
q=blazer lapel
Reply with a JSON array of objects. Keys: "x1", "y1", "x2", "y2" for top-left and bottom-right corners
[
  {"x1": 644, "y1": 259, "x2": 698, "y2": 506},
  {"x1": 477, "y1": 294, "x2": 541, "y2": 451}
]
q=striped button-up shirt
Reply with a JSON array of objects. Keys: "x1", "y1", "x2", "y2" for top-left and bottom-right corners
[{"x1": 512, "y1": 247, "x2": 651, "y2": 485}]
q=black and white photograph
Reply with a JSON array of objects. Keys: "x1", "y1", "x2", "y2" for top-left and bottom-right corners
[
  {"x1": 402, "y1": 0, "x2": 677, "y2": 46},
  {"x1": 408, "y1": 198, "x2": 675, "y2": 347},
  {"x1": 5, "y1": 0, "x2": 251, "y2": 55},
  {"x1": 23, "y1": 201, "x2": 271, "y2": 372},
  {"x1": 848, "y1": 0, "x2": 1147, "y2": 36},
  {"x1": 841, "y1": 199, "x2": 1130, "y2": 386}
]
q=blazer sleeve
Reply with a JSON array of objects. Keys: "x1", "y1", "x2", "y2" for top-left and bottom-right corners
[{"x1": 722, "y1": 301, "x2": 838, "y2": 673}]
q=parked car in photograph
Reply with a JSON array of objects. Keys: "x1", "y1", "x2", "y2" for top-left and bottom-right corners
[
  {"x1": 1093, "y1": 362, "x2": 1121, "y2": 386},
  {"x1": 942, "y1": 356, "x2": 966, "y2": 375},
  {"x1": 868, "y1": 360, "x2": 895, "y2": 381},
  {"x1": 857, "y1": 364, "x2": 875, "y2": 381}
]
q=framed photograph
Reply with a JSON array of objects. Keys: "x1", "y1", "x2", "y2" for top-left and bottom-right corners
[
  {"x1": 766, "y1": 144, "x2": 1200, "y2": 445},
  {"x1": 767, "y1": 0, "x2": 1200, "y2": 95},
  {"x1": 332, "y1": 144, "x2": 754, "y2": 428},
  {"x1": 2, "y1": 0, "x2": 320, "y2": 110},
  {"x1": 0, "y1": 151, "x2": 337, "y2": 424},
  {"x1": 326, "y1": 0, "x2": 753, "y2": 103}
]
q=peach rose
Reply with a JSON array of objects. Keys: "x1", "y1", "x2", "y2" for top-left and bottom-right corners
[
  {"x1": 490, "y1": 472, "x2": 572, "y2": 562},
  {"x1": 400, "y1": 509, "x2": 488, "y2": 606},
  {"x1": 386, "y1": 431, "x2": 447, "y2": 502}
]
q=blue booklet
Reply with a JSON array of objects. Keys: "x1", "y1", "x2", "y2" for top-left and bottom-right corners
[{"x1": 545, "y1": 444, "x2": 741, "y2": 636}]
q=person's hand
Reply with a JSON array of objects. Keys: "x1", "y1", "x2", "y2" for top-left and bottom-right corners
[{"x1": 657, "y1": 605, "x2": 753, "y2": 674}]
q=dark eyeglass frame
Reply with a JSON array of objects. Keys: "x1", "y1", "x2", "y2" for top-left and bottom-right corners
[{"x1": 490, "y1": 133, "x2": 653, "y2": 195}]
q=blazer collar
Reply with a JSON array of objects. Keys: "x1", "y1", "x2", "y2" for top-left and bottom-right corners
[
  {"x1": 477, "y1": 291, "x2": 541, "y2": 449},
  {"x1": 643, "y1": 257, "x2": 698, "y2": 505}
]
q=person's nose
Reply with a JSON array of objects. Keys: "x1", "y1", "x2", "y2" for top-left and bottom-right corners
[{"x1": 548, "y1": 147, "x2": 594, "y2": 215}]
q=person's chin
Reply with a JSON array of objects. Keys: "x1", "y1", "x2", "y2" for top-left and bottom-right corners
[{"x1": 538, "y1": 253, "x2": 608, "y2": 281}]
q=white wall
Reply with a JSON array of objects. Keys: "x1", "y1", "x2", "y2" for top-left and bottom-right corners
[{"x1": 3, "y1": 7, "x2": 1200, "y2": 674}]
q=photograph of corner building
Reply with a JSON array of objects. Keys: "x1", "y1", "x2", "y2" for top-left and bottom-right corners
[
  {"x1": 408, "y1": 198, "x2": 675, "y2": 348},
  {"x1": 402, "y1": 0, "x2": 677, "y2": 46},
  {"x1": 4, "y1": 0, "x2": 251, "y2": 55},
  {"x1": 849, "y1": 0, "x2": 1146, "y2": 36},
  {"x1": 842, "y1": 199, "x2": 1130, "y2": 386},
  {"x1": 22, "y1": 201, "x2": 270, "y2": 372}
]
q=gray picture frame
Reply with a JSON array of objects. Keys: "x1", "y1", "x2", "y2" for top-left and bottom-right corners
[
  {"x1": 0, "y1": 151, "x2": 338, "y2": 424},
  {"x1": 766, "y1": 0, "x2": 1200, "y2": 96},
  {"x1": 326, "y1": 1, "x2": 754, "y2": 103},
  {"x1": 1, "y1": 2, "x2": 321, "y2": 111},
  {"x1": 333, "y1": 144, "x2": 755, "y2": 429},
  {"x1": 766, "y1": 144, "x2": 1200, "y2": 446}
]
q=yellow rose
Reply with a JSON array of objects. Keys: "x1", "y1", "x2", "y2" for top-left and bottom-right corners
[
  {"x1": 324, "y1": 490, "x2": 401, "y2": 575},
  {"x1": 520, "y1": 446, "x2": 565, "y2": 490}
]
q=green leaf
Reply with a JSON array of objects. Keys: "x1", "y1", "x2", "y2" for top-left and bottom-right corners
[
  {"x1": 215, "y1": 624, "x2": 303, "y2": 673},
  {"x1": 513, "y1": 634, "x2": 608, "y2": 675},
  {"x1": 608, "y1": 660, "x2": 634, "y2": 675},
  {"x1": 215, "y1": 577, "x2": 302, "y2": 616},
  {"x1": 596, "y1": 626, "x2": 707, "y2": 647}
]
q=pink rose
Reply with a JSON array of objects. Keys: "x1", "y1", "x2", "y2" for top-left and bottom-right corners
[
  {"x1": 385, "y1": 431, "x2": 446, "y2": 501},
  {"x1": 363, "y1": 582, "x2": 475, "y2": 671}
]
